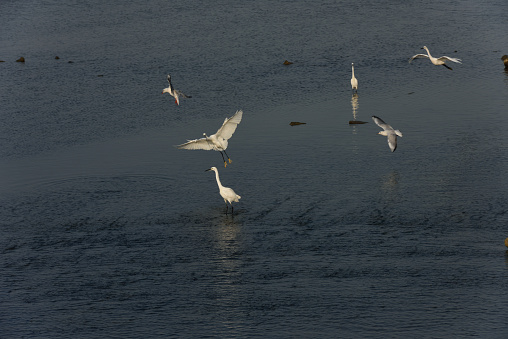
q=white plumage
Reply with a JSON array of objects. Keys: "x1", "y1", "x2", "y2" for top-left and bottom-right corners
[
  {"x1": 350, "y1": 63, "x2": 358, "y2": 93},
  {"x1": 206, "y1": 166, "x2": 241, "y2": 214},
  {"x1": 372, "y1": 116, "x2": 403, "y2": 152},
  {"x1": 176, "y1": 110, "x2": 243, "y2": 167},
  {"x1": 409, "y1": 46, "x2": 461, "y2": 70},
  {"x1": 162, "y1": 74, "x2": 191, "y2": 105}
]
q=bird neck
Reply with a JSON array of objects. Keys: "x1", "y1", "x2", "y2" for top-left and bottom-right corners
[
  {"x1": 352, "y1": 65, "x2": 355, "y2": 77},
  {"x1": 214, "y1": 170, "x2": 224, "y2": 188},
  {"x1": 423, "y1": 47, "x2": 432, "y2": 58}
]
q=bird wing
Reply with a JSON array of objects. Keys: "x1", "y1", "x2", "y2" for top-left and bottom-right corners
[
  {"x1": 438, "y1": 56, "x2": 462, "y2": 64},
  {"x1": 176, "y1": 137, "x2": 215, "y2": 150},
  {"x1": 387, "y1": 134, "x2": 398, "y2": 152},
  {"x1": 372, "y1": 116, "x2": 393, "y2": 131},
  {"x1": 215, "y1": 110, "x2": 243, "y2": 141},
  {"x1": 167, "y1": 75, "x2": 174, "y2": 92},
  {"x1": 175, "y1": 90, "x2": 191, "y2": 98},
  {"x1": 408, "y1": 54, "x2": 429, "y2": 63}
]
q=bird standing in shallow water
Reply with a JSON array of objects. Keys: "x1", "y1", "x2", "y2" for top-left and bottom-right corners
[
  {"x1": 409, "y1": 46, "x2": 461, "y2": 70},
  {"x1": 372, "y1": 116, "x2": 403, "y2": 152},
  {"x1": 206, "y1": 167, "x2": 241, "y2": 214},
  {"x1": 176, "y1": 110, "x2": 243, "y2": 167},
  {"x1": 350, "y1": 63, "x2": 358, "y2": 93},
  {"x1": 162, "y1": 74, "x2": 191, "y2": 105}
]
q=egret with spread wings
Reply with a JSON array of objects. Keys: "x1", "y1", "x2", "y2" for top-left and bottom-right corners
[
  {"x1": 176, "y1": 110, "x2": 243, "y2": 167},
  {"x1": 409, "y1": 46, "x2": 461, "y2": 70}
]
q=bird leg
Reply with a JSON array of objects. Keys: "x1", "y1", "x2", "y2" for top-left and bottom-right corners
[
  {"x1": 442, "y1": 64, "x2": 453, "y2": 70},
  {"x1": 223, "y1": 149, "x2": 232, "y2": 164},
  {"x1": 219, "y1": 151, "x2": 228, "y2": 168},
  {"x1": 224, "y1": 203, "x2": 229, "y2": 214}
]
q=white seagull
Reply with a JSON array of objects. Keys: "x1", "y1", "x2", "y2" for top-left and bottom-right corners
[
  {"x1": 372, "y1": 116, "x2": 403, "y2": 152},
  {"x1": 176, "y1": 110, "x2": 243, "y2": 167},
  {"x1": 162, "y1": 74, "x2": 191, "y2": 105},
  {"x1": 206, "y1": 166, "x2": 241, "y2": 214},
  {"x1": 409, "y1": 46, "x2": 461, "y2": 70},
  {"x1": 350, "y1": 63, "x2": 358, "y2": 93}
]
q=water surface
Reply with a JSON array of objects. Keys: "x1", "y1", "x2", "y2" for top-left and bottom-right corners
[{"x1": 1, "y1": 0, "x2": 508, "y2": 338}]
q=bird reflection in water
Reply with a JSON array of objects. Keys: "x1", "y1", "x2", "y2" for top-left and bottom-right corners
[
  {"x1": 350, "y1": 93, "x2": 359, "y2": 135},
  {"x1": 210, "y1": 216, "x2": 243, "y2": 333}
]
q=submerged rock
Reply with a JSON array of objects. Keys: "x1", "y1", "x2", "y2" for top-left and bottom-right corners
[
  {"x1": 16, "y1": 57, "x2": 25, "y2": 62},
  {"x1": 283, "y1": 60, "x2": 293, "y2": 65},
  {"x1": 502, "y1": 55, "x2": 508, "y2": 68},
  {"x1": 349, "y1": 120, "x2": 368, "y2": 124},
  {"x1": 289, "y1": 121, "x2": 306, "y2": 126},
  {"x1": 55, "y1": 56, "x2": 60, "y2": 59}
]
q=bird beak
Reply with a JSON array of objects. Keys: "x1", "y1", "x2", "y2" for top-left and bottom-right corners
[{"x1": 205, "y1": 168, "x2": 211, "y2": 172}]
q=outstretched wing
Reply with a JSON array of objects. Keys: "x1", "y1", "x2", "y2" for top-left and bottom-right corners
[
  {"x1": 167, "y1": 75, "x2": 174, "y2": 92},
  {"x1": 175, "y1": 90, "x2": 192, "y2": 99},
  {"x1": 438, "y1": 56, "x2": 462, "y2": 64},
  {"x1": 215, "y1": 110, "x2": 243, "y2": 141},
  {"x1": 372, "y1": 116, "x2": 393, "y2": 131},
  {"x1": 408, "y1": 54, "x2": 429, "y2": 63},
  {"x1": 387, "y1": 134, "x2": 398, "y2": 152},
  {"x1": 176, "y1": 137, "x2": 215, "y2": 150}
]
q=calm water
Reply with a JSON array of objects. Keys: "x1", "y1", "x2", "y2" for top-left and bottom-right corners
[{"x1": 1, "y1": 0, "x2": 508, "y2": 337}]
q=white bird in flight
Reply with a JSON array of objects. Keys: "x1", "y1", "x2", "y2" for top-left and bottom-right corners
[
  {"x1": 409, "y1": 46, "x2": 462, "y2": 70},
  {"x1": 350, "y1": 63, "x2": 358, "y2": 93},
  {"x1": 206, "y1": 166, "x2": 241, "y2": 214},
  {"x1": 162, "y1": 74, "x2": 191, "y2": 105},
  {"x1": 176, "y1": 110, "x2": 243, "y2": 167},
  {"x1": 372, "y1": 116, "x2": 403, "y2": 152}
]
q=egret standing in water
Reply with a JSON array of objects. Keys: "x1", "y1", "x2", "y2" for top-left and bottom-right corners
[
  {"x1": 162, "y1": 74, "x2": 192, "y2": 105},
  {"x1": 372, "y1": 116, "x2": 403, "y2": 152},
  {"x1": 409, "y1": 46, "x2": 462, "y2": 70},
  {"x1": 206, "y1": 166, "x2": 241, "y2": 214},
  {"x1": 350, "y1": 63, "x2": 358, "y2": 93},
  {"x1": 176, "y1": 110, "x2": 243, "y2": 167}
]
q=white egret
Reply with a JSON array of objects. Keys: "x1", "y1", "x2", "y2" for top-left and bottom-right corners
[
  {"x1": 176, "y1": 110, "x2": 243, "y2": 167},
  {"x1": 409, "y1": 46, "x2": 461, "y2": 70},
  {"x1": 206, "y1": 166, "x2": 241, "y2": 214},
  {"x1": 162, "y1": 74, "x2": 191, "y2": 105},
  {"x1": 372, "y1": 116, "x2": 403, "y2": 152},
  {"x1": 350, "y1": 63, "x2": 358, "y2": 93}
]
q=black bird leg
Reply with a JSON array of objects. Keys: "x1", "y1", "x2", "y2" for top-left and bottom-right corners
[
  {"x1": 223, "y1": 149, "x2": 232, "y2": 164},
  {"x1": 219, "y1": 151, "x2": 228, "y2": 167}
]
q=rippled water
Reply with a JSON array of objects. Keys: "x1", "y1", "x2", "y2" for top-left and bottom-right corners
[{"x1": 1, "y1": 0, "x2": 508, "y2": 337}]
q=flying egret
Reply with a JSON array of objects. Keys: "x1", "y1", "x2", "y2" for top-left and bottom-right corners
[
  {"x1": 409, "y1": 46, "x2": 462, "y2": 70},
  {"x1": 176, "y1": 110, "x2": 243, "y2": 167},
  {"x1": 350, "y1": 63, "x2": 358, "y2": 93},
  {"x1": 372, "y1": 116, "x2": 403, "y2": 152},
  {"x1": 162, "y1": 74, "x2": 191, "y2": 105},
  {"x1": 206, "y1": 166, "x2": 241, "y2": 214}
]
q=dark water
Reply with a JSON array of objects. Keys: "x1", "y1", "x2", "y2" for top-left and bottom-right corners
[{"x1": 2, "y1": 0, "x2": 508, "y2": 337}]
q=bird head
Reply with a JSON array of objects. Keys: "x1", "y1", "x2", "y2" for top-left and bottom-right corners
[{"x1": 205, "y1": 167, "x2": 217, "y2": 172}]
